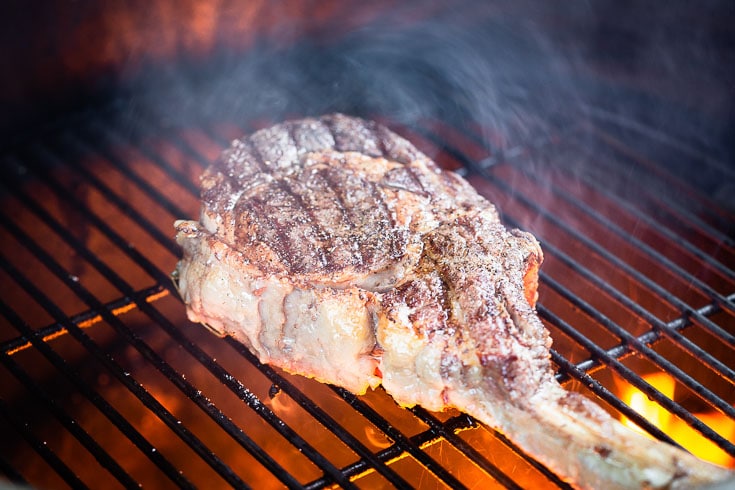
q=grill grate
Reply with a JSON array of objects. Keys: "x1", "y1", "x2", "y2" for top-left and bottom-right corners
[{"x1": 0, "y1": 102, "x2": 733, "y2": 488}]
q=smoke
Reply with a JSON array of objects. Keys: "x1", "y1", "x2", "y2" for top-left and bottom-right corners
[
  {"x1": 113, "y1": 2, "x2": 735, "y2": 208},
  {"x1": 141, "y1": 3, "x2": 584, "y2": 145}
]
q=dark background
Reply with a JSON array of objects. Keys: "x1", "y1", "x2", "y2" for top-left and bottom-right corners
[{"x1": 0, "y1": 1, "x2": 733, "y2": 163}]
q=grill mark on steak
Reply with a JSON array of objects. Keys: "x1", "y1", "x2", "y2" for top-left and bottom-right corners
[
  {"x1": 322, "y1": 166, "x2": 401, "y2": 272},
  {"x1": 276, "y1": 179, "x2": 330, "y2": 270},
  {"x1": 320, "y1": 167, "x2": 374, "y2": 269},
  {"x1": 239, "y1": 184, "x2": 325, "y2": 273},
  {"x1": 290, "y1": 167, "x2": 363, "y2": 272}
]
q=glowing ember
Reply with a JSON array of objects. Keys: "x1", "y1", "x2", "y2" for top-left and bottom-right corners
[{"x1": 619, "y1": 373, "x2": 735, "y2": 468}]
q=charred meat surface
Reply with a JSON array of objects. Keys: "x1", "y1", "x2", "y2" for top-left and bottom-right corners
[{"x1": 175, "y1": 114, "x2": 733, "y2": 489}]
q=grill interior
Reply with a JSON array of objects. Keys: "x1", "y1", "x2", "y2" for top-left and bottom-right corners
[
  {"x1": 1, "y1": 2, "x2": 734, "y2": 489},
  {"x1": 1, "y1": 100, "x2": 733, "y2": 489}
]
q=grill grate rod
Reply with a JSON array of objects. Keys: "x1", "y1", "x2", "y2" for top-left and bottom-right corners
[
  {"x1": 542, "y1": 278, "x2": 735, "y2": 456},
  {"x1": 582, "y1": 105, "x2": 735, "y2": 190},
  {"x1": 332, "y1": 386, "x2": 472, "y2": 489},
  {"x1": 0, "y1": 343, "x2": 138, "y2": 487},
  {"x1": 0, "y1": 454, "x2": 26, "y2": 485},
  {"x1": 41, "y1": 139, "x2": 180, "y2": 256},
  {"x1": 0, "y1": 396, "x2": 86, "y2": 488},
  {"x1": 125, "y1": 111, "x2": 219, "y2": 171},
  {"x1": 409, "y1": 406, "x2": 571, "y2": 489},
  {"x1": 535, "y1": 139, "x2": 735, "y2": 283},
  {"x1": 458, "y1": 115, "x2": 734, "y2": 256},
  {"x1": 301, "y1": 414, "x2": 528, "y2": 490},
  {"x1": 548, "y1": 349, "x2": 676, "y2": 445},
  {"x1": 556, "y1": 137, "x2": 735, "y2": 281},
  {"x1": 540, "y1": 302, "x2": 735, "y2": 457},
  {"x1": 544, "y1": 242, "x2": 735, "y2": 385},
  {"x1": 476, "y1": 130, "x2": 735, "y2": 382},
  {"x1": 1, "y1": 284, "x2": 167, "y2": 356},
  {"x1": 58, "y1": 129, "x2": 191, "y2": 221},
  {"x1": 14, "y1": 144, "x2": 175, "y2": 292},
  {"x1": 515, "y1": 149, "x2": 735, "y2": 317},
  {"x1": 579, "y1": 108, "x2": 735, "y2": 234},
  {"x1": 582, "y1": 126, "x2": 735, "y2": 248},
  {"x1": 86, "y1": 118, "x2": 201, "y2": 197}
]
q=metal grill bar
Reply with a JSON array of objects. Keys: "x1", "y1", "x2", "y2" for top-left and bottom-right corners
[
  {"x1": 40, "y1": 138, "x2": 180, "y2": 256},
  {"x1": 553, "y1": 138, "x2": 735, "y2": 282},
  {"x1": 580, "y1": 123, "x2": 735, "y2": 248},
  {"x1": 235, "y1": 364, "x2": 417, "y2": 488},
  {"x1": 540, "y1": 300, "x2": 735, "y2": 456},
  {"x1": 582, "y1": 105, "x2": 735, "y2": 196},
  {"x1": 331, "y1": 386, "x2": 470, "y2": 489},
  {"x1": 0, "y1": 454, "x2": 26, "y2": 484},
  {"x1": 0, "y1": 396, "x2": 86, "y2": 488},
  {"x1": 566, "y1": 295, "x2": 734, "y2": 381},
  {"x1": 513, "y1": 153, "x2": 735, "y2": 316},
  {"x1": 59, "y1": 130, "x2": 191, "y2": 221},
  {"x1": 494, "y1": 163, "x2": 735, "y2": 396},
  {"x1": 302, "y1": 414, "x2": 480, "y2": 489},
  {"x1": 490, "y1": 138, "x2": 735, "y2": 345},
  {"x1": 1, "y1": 285, "x2": 166, "y2": 355},
  {"x1": 86, "y1": 119, "x2": 201, "y2": 197},
  {"x1": 545, "y1": 243, "x2": 735, "y2": 385},
  {"x1": 408, "y1": 406, "x2": 571, "y2": 490},
  {"x1": 0, "y1": 348, "x2": 137, "y2": 487},
  {"x1": 466, "y1": 133, "x2": 735, "y2": 322},
  {"x1": 547, "y1": 349, "x2": 675, "y2": 445}
]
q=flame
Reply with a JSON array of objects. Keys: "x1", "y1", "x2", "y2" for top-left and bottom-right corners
[{"x1": 619, "y1": 373, "x2": 735, "y2": 468}]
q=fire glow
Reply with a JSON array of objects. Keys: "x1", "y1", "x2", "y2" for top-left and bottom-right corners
[{"x1": 618, "y1": 373, "x2": 735, "y2": 468}]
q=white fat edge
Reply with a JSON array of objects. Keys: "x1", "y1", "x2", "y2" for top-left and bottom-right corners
[{"x1": 199, "y1": 211, "x2": 219, "y2": 234}]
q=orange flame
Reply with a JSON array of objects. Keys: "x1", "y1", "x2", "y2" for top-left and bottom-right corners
[{"x1": 619, "y1": 373, "x2": 735, "y2": 468}]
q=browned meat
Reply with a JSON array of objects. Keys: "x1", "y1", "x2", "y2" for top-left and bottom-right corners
[{"x1": 174, "y1": 114, "x2": 733, "y2": 489}]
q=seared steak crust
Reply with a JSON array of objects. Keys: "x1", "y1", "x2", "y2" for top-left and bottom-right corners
[{"x1": 198, "y1": 113, "x2": 487, "y2": 284}]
